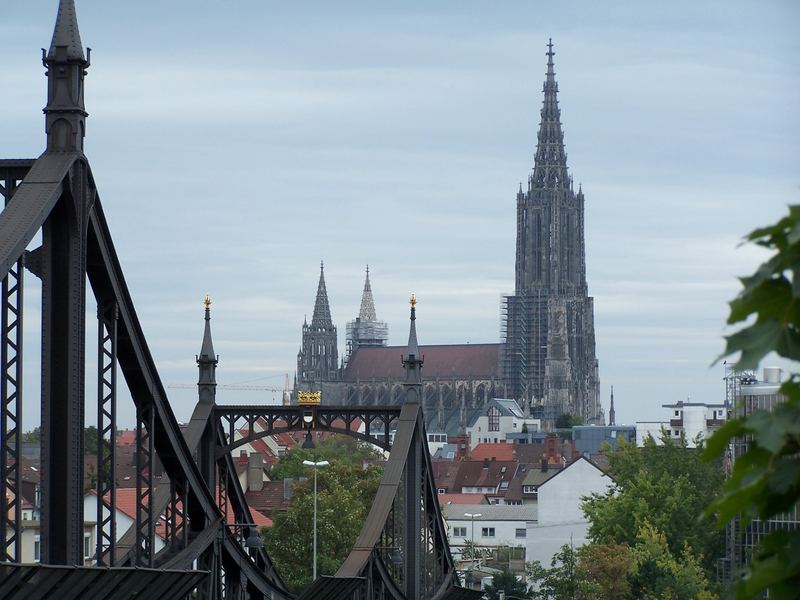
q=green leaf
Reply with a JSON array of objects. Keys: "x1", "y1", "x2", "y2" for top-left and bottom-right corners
[{"x1": 722, "y1": 319, "x2": 783, "y2": 370}]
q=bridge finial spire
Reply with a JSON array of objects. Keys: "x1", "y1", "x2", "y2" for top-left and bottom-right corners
[
  {"x1": 43, "y1": 0, "x2": 90, "y2": 152},
  {"x1": 402, "y1": 294, "x2": 423, "y2": 391},
  {"x1": 48, "y1": 0, "x2": 85, "y2": 61},
  {"x1": 197, "y1": 294, "x2": 218, "y2": 395}
]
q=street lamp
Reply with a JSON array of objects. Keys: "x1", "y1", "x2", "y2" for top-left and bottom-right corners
[
  {"x1": 464, "y1": 512, "x2": 482, "y2": 566},
  {"x1": 303, "y1": 459, "x2": 329, "y2": 580}
]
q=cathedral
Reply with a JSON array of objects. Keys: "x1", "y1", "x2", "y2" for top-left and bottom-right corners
[
  {"x1": 296, "y1": 41, "x2": 602, "y2": 428},
  {"x1": 502, "y1": 40, "x2": 601, "y2": 424}
]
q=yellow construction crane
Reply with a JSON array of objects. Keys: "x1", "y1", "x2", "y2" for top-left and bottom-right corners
[{"x1": 168, "y1": 373, "x2": 292, "y2": 404}]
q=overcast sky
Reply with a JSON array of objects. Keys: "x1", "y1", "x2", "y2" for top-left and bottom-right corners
[{"x1": 2, "y1": 1, "x2": 798, "y2": 429}]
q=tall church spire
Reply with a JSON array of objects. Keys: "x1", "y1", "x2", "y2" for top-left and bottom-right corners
[
  {"x1": 311, "y1": 261, "x2": 333, "y2": 328},
  {"x1": 43, "y1": 0, "x2": 90, "y2": 153},
  {"x1": 503, "y1": 40, "x2": 601, "y2": 426},
  {"x1": 531, "y1": 38, "x2": 569, "y2": 189},
  {"x1": 358, "y1": 265, "x2": 377, "y2": 321}
]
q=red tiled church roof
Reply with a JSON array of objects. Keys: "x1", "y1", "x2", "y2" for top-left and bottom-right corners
[{"x1": 342, "y1": 344, "x2": 501, "y2": 381}]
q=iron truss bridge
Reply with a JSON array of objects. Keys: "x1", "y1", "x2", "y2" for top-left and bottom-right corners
[{"x1": 0, "y1": 2, "x2": 482, "y2": 599}]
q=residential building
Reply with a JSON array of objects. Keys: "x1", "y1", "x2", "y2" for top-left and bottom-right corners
[
  {"x1": 466, "y1": 399, "x2": 540, "y2": 448},
  {"x1": 525, "y1": 456, "x2": 612, "y2": 565},
  {"x1": 572, "y1": 425, "x2": 636, "y2": 455},
  {"x1": 636, "y1": 401, "x2": 726, "y2": 448},
  {"x1": 443, "y1": 504, "x2": 538, "y2": 556}
]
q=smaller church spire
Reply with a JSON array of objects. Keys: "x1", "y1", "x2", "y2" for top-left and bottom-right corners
[
  {"x1": 358, "y1": 265, "x2": 377, "y2": 321},
  {"x1": 608, "y1": 385, "x2": 616, "y2": 426},
  {"x1": 402, "y1": 294, "x2": 423, "y2": 388},
  {"x1": 199, "y1": 294, "x2": 216, "y2": 360},
  {"x1": 311, "y1": 261, "x2": 333, "y2": 328}
]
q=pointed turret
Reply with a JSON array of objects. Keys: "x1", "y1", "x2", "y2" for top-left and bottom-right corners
[
  {"x1": 297, "y1": 262, "x2": 339, "y2": 386},
  {"x1": 531, "y1": 39, "x2": 569, "y2": 189},
  {"x1": 43, "y1": 0, "x2": 90, "y2": 153},
  {"x1": 402, "y1": 294, "x2": 424, "y2": 391},
  {"x1": 344, "y1": 265, "x2": 388, "y2": 366},
  {"x1": 358, "y1": 265, "x2": 377, "y2": 321},
  {"x1": 608, "y1": 385, "x2": 615, "y2": 426},
  {"x1": 197, "y1": 295, "x2": 218, "y2": 402},
  {"x1": 48, "y1": 0, "x2": 85, "y2": 61},
  {"x1": 311, "y1": 261, "x2": 333, "y2": 328}
]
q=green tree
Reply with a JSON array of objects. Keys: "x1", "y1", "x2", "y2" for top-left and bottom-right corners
[
  {"x1": 555, "y1": 413, "x2": 583, "y2": 429},
  {"x1": 704, "y1": 205, "x2": 800, "y2": 598},
  {"x1": 21, "y1": 427, "x2": 40, "y2": 444},
  {"x1": 262, "y1": 453, "x2": 382, "y2": 593},
  {"x1": 484, "y1": 568, "x2": 530, "y2": 600},
  {"x1": 582, "y1": 434, "x2": 724, "y2": 580},
  {"x1": 269, "y1": 435, "x2": 382, "y2": 480},
  {"x1": 527, "y1": 544, "x2": 583, "y2": 600},
  {"x1": 577, "y1": 542, "x2": 635, "y2": 599},
  {"x1": 629, "y1": 523, "x2": 717, "y2": 600}
]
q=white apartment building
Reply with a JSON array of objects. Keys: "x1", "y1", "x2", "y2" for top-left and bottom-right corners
[
  {"x1": 442, "y1": 504, "x2": 537, "y2": 556},
  {"x1": 636, "y1": 401, "x2": 726, "y2": 448},
  {"x1": 466, "y1": 398, "x2": 540, "y2": 448},
  {"x1": 526, "y1": 457, "x2": 613, "y2": 565}
]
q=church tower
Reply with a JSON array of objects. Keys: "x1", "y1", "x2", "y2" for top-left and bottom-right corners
[
  {"x1": 297, "y1": 262, "x2": 339, "y2": 387},
  {"x1": 502, "y1": 40, "x2": 601, "y2": 425},
  {"x1": 345, "y1": 265, "x2": 388, "y2": 366}
]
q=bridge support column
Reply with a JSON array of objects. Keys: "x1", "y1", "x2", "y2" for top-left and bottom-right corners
[
  {"x1": 40, "y1": 171, "x2": 89, "y2": 565},
  {"x1": 404, "y1": 425, "x2": 422, "y2": 599}
]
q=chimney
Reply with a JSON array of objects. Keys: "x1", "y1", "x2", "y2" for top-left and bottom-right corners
[
  {"x1": 238, "y1": 450, "x2": 248, "y2": 465},
  {"x1": 763, "y1": 367, "x2": 782, "y2": 384},
  {"x1": 541, "y1": 457, "x2": 548, "y2": 472},
  {"x1": 247, "y1": 452, "x2": 264, "y2": 492},
  {"x1": 482, "y1": 458, "x2": 490, "y2": 470},
  {"x1": 283, "y1": 478, "x2": 294, "y2": 501}
]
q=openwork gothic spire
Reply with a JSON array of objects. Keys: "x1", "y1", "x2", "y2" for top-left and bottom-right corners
[
  {"x1": 358, "y1": 265, "x2": 377, "y2": 321},
  {"x1": 531, "y1": 38, "x2": 570, "y2": 189},
  {"x1": 311, "y1": 261, "x2": 333, "y2": 328}
]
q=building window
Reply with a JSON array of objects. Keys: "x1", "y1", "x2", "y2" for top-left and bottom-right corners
[
  {"x1": 515, "y1": 528, "x2": 526, "y2": 538},
  {"x1": 482, "y1": 527, "x2": 496, "y2": 538},
  {"x1": 453, "y1": 526, "x2": 467, "y2": 537},
  {"x1": 438, "y1": 488, "x2": 446, "y2": 494},
  {"x1": 83, "y1": 533, "x2": 92, "y2": 560},
  {"x1": 34, "y1": 536, "x2": 40, "y2": 562},
  {"x1": 488, "y1": 407, "x2": 501, "y2": 432}
]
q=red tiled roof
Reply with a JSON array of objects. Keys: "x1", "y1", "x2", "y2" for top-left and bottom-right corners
[
  {"x1": 342, "y1": 344, "x2": 501, "y2": 381},
  {"x1": 116, "y1": 430, "x2": 137, "y2": 446},
  {"x1": 87, "y1": 486, "x2": 273, "y2": 539},
  {"x1": 471, "y1": 443, "x2": 515, "y2": 462},
  {"x1": 452, "y1": 460, "x2": 517, "y2": 492}
]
